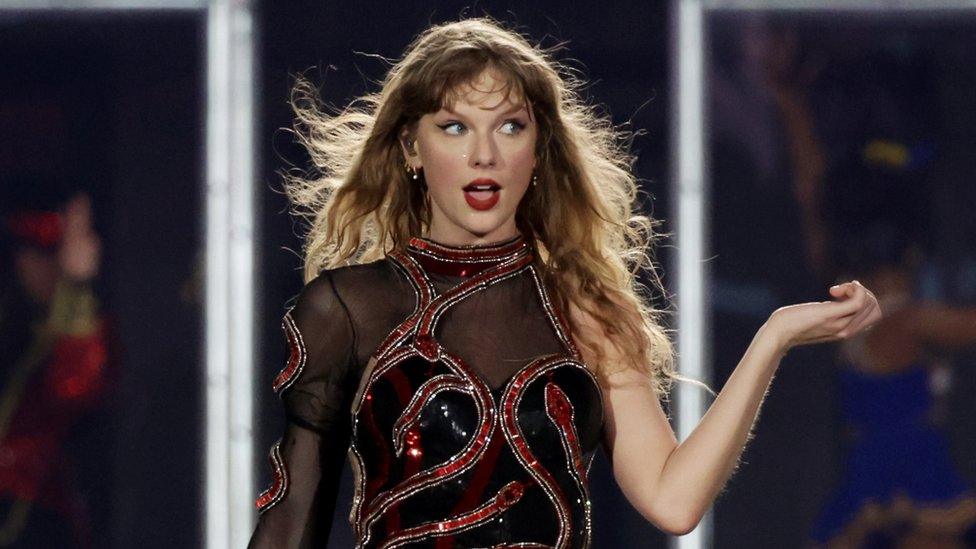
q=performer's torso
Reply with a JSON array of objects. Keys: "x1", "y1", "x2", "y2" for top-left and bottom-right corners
[{"x1": 333, "y1": 235, "x2": 604, "y2": 549}]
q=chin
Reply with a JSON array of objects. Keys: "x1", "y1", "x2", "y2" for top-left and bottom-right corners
[
  {"x1": 469, "y1": 211, "x2": 516, "y2": 226},
  {"x1": 451, "y1": 218, "x2": 508, "y2": 238},
  {"x1": 459, "y1": 224, "x2": 503, "y2": 238}
]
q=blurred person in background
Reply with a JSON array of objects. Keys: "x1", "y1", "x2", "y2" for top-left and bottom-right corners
[
  {"x1": 0, "y1": 180, "x2": 111, "y2": 548},
  {"x1": 753, "y1": 26, "x2": 976, "y2": 546},
  {"x1": 808, "y1": 225, "x2": 976, "y2": 547}
]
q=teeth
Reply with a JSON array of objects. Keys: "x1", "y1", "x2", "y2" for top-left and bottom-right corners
[{"x1": 467, "y1": 185, "x2": 497, "y2": 191}]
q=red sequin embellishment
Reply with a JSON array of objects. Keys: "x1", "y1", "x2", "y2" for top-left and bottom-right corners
[
  {"x1": 545, "y1": 382, "x2": 588, "y2": 481},
  {"x1": 414, "y1": 334, "x2": 440, "y2": 361},
  {"x1": 272, "y1": 311, "x2": 306, "y2": 394},
  {"x1": 255, "y1": 439, "x2": 288, "y2": 513}
]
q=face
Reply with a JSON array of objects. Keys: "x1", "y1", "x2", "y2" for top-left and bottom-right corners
[{"x1": 400, "y1": 68, "x2": 537, "y2": 245}]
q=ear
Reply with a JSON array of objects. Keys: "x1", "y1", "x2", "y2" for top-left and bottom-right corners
[{"x1": 398, "y1": 123, "x2": 421, "y2": 168}]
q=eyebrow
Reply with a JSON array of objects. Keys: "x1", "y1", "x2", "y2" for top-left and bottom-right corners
[{"x1": 442, "y1": 103, "x2": 528, "y2": 116}]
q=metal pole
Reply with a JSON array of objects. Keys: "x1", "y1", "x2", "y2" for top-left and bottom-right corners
[
  {"x1": 205, "y1": 0, "x2": 256, "y2": 547},
  {"x1": 671, "y1": 0, "x2": 711, "y2": 547}
]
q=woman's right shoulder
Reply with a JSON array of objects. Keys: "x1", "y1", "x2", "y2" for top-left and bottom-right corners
[
  {"x1": 285, "y1": 258, "x2": 396, "y2": 314},
  {"x1": 313, "y1": 256, "x2": 399, "y2": 292},
  {"x1": 298, "y1": 257, "x2": 406, "y2": 313}
]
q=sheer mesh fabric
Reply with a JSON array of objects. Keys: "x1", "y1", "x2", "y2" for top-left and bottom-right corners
[
  {"x1": 247, "y1": 423, "x2": 346, "y2": 548},
  {"x1": 249, "y1": 271, "x2": 357, "y2": 548},
  {"x1": 249, "y1": 241, "x2": 587, "y2": 548},
  {"x1": 327, "y1": 256, "x2": 570, "y2": 391},
  {"x1": 424, "y1": 269, "x2": 569, "y2": 389},
  {"x1": 280, "y1": 272, "x2": 358, "y2": 434}
]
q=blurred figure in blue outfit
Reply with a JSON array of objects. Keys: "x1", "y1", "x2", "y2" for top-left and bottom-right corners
[{"x1": 808, "y1": 224, "x2": 976, "y2": 547}]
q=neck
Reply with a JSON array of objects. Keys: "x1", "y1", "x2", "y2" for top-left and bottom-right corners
[{"x1": 406, "y1": 232, "x2": 531, "y2": 277}]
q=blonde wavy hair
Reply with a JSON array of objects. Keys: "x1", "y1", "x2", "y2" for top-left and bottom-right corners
[{"x1": 281, "y1": 16, "x2": 679, "y2": 397}]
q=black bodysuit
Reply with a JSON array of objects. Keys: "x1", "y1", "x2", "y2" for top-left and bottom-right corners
[{"x1": 248, "y1": 233, "x2": 605, "y2": 548}]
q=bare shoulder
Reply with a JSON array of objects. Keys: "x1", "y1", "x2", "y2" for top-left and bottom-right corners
[{"x1": 565, "y1": 294, "x2": 650, "y2": 390}]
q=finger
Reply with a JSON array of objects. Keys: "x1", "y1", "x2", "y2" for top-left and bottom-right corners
[
  {"x1": 72, "y1": 194, "x2": 92, "y2": 222},
  {"x1": 828, "y1": 284, "x2": 846, "y2": 298},
  {"x1": 829, "y1": 281, "x2": 857, "y2": 300},
  {"x1": 837, "y1": 299, "x2": 877, "y2": 338},
  {"x1": 848, "y1": 301, "x2": 881, "y2": 337},
  {"x1": 62, "y1": 198, "x2": 82, "y2": 232},
  {"x1": 63, "y1": 195, "x2": 93, "y2": 236},
  {"x1": 73, "y1": 195, "x2": 90, "y2": 223},
  {"x1": 821, "y1": 316, "x2": 849, "y2": 337},
  {"x1": 842, "y1": 286, "x2": 879, "y2": 332},
  {"x1": 861, "y1": 301, "x2": 884, "y2": 329},
  {"x1": 827, "y1": 283, "x2": 865, "y2": 317}
]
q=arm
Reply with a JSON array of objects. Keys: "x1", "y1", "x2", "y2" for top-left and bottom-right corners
[
  {"x1": 764, "y1": 32, "x2": 831, "y2": 282},
  {"x1": 599, "y1": 323, "x2": 784, "y2": 535},
  {"x1": 775, "y1": 88, "x2": 831, "y2": 282},
  {"x1": 249, "y1": 271, "x2": 357, "y2": 548},
  {"x1": 909, "y1": 304, "x2": 976, "y2": 350},
  {"x1": 588, "y1": 281, "x2": 880, "y2": 535},
  {"x1": 249, "y1": 422, "x2": 349, "y2": 548}
]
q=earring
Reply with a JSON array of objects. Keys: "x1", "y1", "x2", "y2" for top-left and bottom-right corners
[
  {"x1": 404, "y1": 161, "x2": 420, "y2": 180},
  {"x1": 532, "y1": 171, "x2": 538, "y2": 187}
]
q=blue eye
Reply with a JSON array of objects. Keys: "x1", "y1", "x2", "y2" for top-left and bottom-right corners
[
  {"x1": 501, "y1": 120, "x2": 526, "y2": 134},
  {"x1": 436, "y1": 119, "x2": 526, "y2": 136},
  {"x1": 438, "y1": 122, "x2": 465, "y2": 135}
]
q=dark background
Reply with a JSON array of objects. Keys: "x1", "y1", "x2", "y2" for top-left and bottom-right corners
[
  {"x1": 2, "y1": 3, "x2": 975, "y2": 547},
  {"x1": 0, "y1": 11, "x2": 203, "y2": 548}
]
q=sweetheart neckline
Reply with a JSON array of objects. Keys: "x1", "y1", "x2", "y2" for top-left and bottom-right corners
[{"x1": 368, "y1": 346, "x2": 602, "y2": 400}]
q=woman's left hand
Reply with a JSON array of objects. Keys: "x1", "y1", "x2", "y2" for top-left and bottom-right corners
[{"x1": 764, "y1": 280, "x2": 883, "y2": 352}]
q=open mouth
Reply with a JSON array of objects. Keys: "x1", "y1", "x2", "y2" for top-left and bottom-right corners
[
  {"x1": 462, "y1": 183, "x2": 501, "y2": 210},
  {"x1": 462, "y1": 183, "x2": 500, "y2": 201}
]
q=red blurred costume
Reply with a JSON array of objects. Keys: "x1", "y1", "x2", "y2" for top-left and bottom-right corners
[{"x1": 0, "y1": 210, "x2": 110, "y2": 548}]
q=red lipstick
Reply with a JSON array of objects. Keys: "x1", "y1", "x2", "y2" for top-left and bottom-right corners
[{"x1": 462, "y1": 178, "x2": 501, "y2": 211}]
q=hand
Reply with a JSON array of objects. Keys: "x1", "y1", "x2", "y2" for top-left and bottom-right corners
[
  {"x1": 765, "y1": 280, "x2": 883, "y2": 352},
  {"x1": 58, "y1": 193, "x2": 102, "y2": 282}
]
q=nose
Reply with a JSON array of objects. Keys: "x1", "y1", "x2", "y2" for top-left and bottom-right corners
[{"x1": 468, "y1": 131, "x2": 497, "y2": 168}]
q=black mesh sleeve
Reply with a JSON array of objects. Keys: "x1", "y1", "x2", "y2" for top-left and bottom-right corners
[{"x1": 248, "y1": 270, "x2": 357, "y2": 548}]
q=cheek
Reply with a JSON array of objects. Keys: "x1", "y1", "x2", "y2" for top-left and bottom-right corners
[
  {"x1": 509, "y1": 144, "x2": 535, "y2": 174},
  {"x1": 505, "y1": 143, "x2": 536, "y2": 187},
  {"x1": 418, "y1": 141, "x2": 465, "y2": 188}
]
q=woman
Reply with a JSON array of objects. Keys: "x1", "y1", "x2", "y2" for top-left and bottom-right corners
[
  {"x1": 809, "y1": 228, "x2": 976, "y2": 547},
  {"x1": 248, "y1": 17, "x2": 880, "y2": 548}
]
